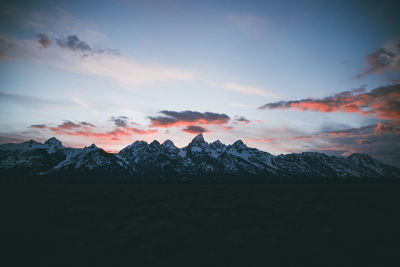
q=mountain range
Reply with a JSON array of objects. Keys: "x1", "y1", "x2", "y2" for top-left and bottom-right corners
[{"x1": 1, "y1": 134, "x2": 399, "y2": 181}]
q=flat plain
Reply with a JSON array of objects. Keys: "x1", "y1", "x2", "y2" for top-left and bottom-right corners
[{"x1": 1, "y1": 180, "x2": 400, "y2": 267}]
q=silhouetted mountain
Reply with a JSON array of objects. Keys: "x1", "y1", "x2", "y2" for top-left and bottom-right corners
[{"x1": 1, "y1": 135, "x2": 399, "y2": 181}]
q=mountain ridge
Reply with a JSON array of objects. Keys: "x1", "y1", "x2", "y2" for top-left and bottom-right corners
[{"x1": 1, "y1": 134, "x2": 399, "y2": 181}]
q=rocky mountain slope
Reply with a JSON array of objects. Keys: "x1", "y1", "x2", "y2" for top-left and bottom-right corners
[{"x1": 1, "y1": 134, "x2": 399, "y2": 180}]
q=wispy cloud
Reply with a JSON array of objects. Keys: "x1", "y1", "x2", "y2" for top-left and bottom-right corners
[
  {"x1": 225, "y1": 13, "x2": 266, "y2": 37},
  {"x1": 75, "y1": 55, "x2": 194, "y2": 85},
  {"x1": 222, "y1": 83, "x2": 279, "y2": 98},
  {"x1": 207, "y1": 81, "x2": 279, "y2": 98},
  {"x1": 233, "y1": 116, "x2": 250, "y2": 125},
  {"x1": 0, "y1": 91, "x2": 77, "y2": 107},
  {"x1": 56, "y1": 34, "x2": 119, "y2": 57},
  {"x1": 356, "y1": 40, "x2": 400, "y2": 79},
  {"x1": 245, "y1": 123, "x2": 400, "y2": 166},
  {"x1": 30, "y1": 120, "x2": 157, "y2": 139},
  {"x1": 227, "y1": 102, "x2": 259, "y2": 109},
  {"x1": 29, "y1": 124, "x2": 47, "y2": 129}
]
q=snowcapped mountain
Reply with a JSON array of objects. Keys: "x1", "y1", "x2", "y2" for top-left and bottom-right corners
[
  {"x1": 1, "y1": 135, "x2": 399, "y2": 181},
  {"x1": 0, "y1": 138, "x2": 79, "y2": 177},
  {"x1": 49, "y1": 144, "x2": 133, "y2": 178}
]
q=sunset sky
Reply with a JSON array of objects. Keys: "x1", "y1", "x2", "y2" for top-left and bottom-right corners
[{"x1": 0, "y1": 0, "x2": 399, "y2": 166}]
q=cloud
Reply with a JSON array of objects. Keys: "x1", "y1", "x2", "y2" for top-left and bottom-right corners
[
  {"x1": 57, "y1": 120, "x2": 82, "y2": 130},
  {"x1": 56, "y1": 35, "x2": 91, "y2": 54},
  {"x1": 357, "y1": 40, "x2": 400, "y2": 79},
  {"x1": 76, "y1": 56, "x2": 193, "y2": 85},
  {"x1": 110, "y1": 116, "x2": 129, "y2": 128},
  {"x1": 222, "y1": 83, "x2": 279, "y2": 98},
  {"x1": 56, "y1": 35, "x2": 119, "y2": 57},
  {"x1": 245, "y1": 122, "x2": 400, "y2": 167},
  {"x1": 37, "y1": 33, "x2": 51, "y2": 48},
  {"x1": 182, "y1": 125, "x2": 209, "y2": 134},
  {"x1": 225, "y1": 13, "x2": 266, "y2": 37},
  {"x1": 79, "y1": 121, "x2": 95, "y2": 127},
  {"x1": 1, "y1": 35, "x2": 191, "y2": 87},
  {"x1": 227, "y1": 102, "x2": 259, "y2": 109},
  {"x1": 30, "y1": 121, "x2": 96, "y2": 131},
  {"x1": 149, "y1": 110, "x2": 230, "y2": 128},
  {"x1": 29, "y1": 124, "x2": 47, "y2": 129},
  {"x1": 233, "y1": 116, "x2": 250, "y2": 125},
  {"x1": 31, "y1": 120, "x2": 157, "y2": 139},
  {"x1": 0, "y1": 36, "x2": 14, "y2": 60},
  {"x1": 375, "y1": 121, "x2": 400, "y2": 134},
  {"x1": 356, "y1": 139, "x2": 372, "y2": 145},
  {"x1": 259, "y1": 84, "x2": 400, "y2": 121},
  {"x1": 0, "y1": 90, "x2": 77, "y2": 107}
]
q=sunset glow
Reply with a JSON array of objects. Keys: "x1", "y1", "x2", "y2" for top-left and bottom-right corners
[{"x1": 0, "y1": 0, "x2": 399, "y2": 166}]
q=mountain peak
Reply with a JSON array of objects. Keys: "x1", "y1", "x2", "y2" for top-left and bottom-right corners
[
  {"x1": 348, "y1": 153, "x2": 376, "y2": 165},
  {"x1": 150, "y1": 140, "x2": 160, "y2": 147},
  {"x1": 86, "y1": 144, "x2": 100, "y2": 150},
  {"x1": 232, "y1": 140, "x2": 246, "y2": 148},
  {"x1": 127, "y1": 140, "x2": 148, "y2": 148},
  {"x1": 45, "y1": 137, "x2": 62, "y2": 146},
  {"x1": 24, "y1": 139, "x2": 40, "y2": 145},
  {"x1": 162, "y1": 139, "x2": 176, "y2": 148},
  {"x1": 191, "y1": 134, "x2": 205, "y2": 143},
  {"x1": 2, "y1": 137, "x2": 399, "y2": 179},
  {"x1": 211, "y1": 140, "x2": 224, "y2": 146}
]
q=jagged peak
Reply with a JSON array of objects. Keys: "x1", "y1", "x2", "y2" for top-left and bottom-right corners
[
  {"x1": 162, "y1": 139, "x2": 176, "y2": 147},
  {"x1": 191, "y1": 134, "x2": 205, "y2": 143},
  {"x1": 212, "y1": 140, "x2": 223, "y2": 145},
  {"x1": 125, "y1": 140, "x2": 148, "y2": 149},
  {"x1": 232, "y1": 140, "x2": 246, "y2": 148},
  {"x1": 24, "y1": 139, "x2": 40, "y2": 145},
  {"x1": 150, "y1": 140, "x2": 160, "y2": 146},
  {"x1": 131, "y1": 140, "x2": 148, "y2": 146},
  {"x1": 162, "y1": 139, "x2": 173, "y2": 145},
  {"x1": 210, "y1": 140, "x2": 226, "y2": 148},
  {"x1": 85, "y1": 144, "x2": 100, "y2": 151},
  {"x1": 45, "y1": 137, "x2": 62, "y2": 146}
]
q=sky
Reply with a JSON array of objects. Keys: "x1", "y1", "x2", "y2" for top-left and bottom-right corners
[{"x1": 0, "y1": 0, "x2": 399, "y2": 166}]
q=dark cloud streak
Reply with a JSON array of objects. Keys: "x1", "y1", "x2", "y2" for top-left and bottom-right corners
[
  {"x1": 149, "y1": 110, "x2": 230, "y2": 127},
  {"x1": 56, "y1": 35, "x2": 120, "y2": 57},
  {"x1": 110, "y1": 116, "x2": 129, "y2": 128},
  {"x1": 182, "y1": 125, "x2": 209, "y2": 134},
  {"x1": 37, "y1": 33, "x2": 51, "y2": 48}
]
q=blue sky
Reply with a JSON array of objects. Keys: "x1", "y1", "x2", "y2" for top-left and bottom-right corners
[{"x1": 1, "y1": 0, "x2": 399, "y2": 165}]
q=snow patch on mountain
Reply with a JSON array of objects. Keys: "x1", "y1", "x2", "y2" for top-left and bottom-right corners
[{"x1": 1, "y1": 134, "x2": 399, "y2": 179}]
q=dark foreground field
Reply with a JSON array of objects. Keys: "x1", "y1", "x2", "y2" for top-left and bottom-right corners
[{"x1": 1, "y1": 181, "x2": 400, "y2": 267}]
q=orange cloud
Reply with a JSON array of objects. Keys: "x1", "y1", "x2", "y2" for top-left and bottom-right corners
[
  {"x1": 31, "y1": 121, "x2": 157, "y2": 140},
  {"x1": 259, "y1": 84, "x2": 400, "y2": 122}
]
